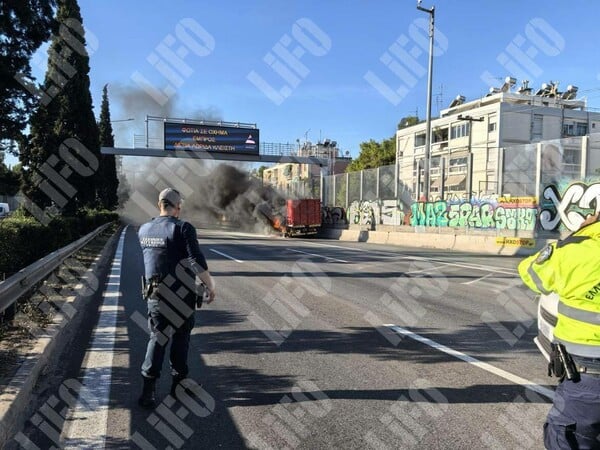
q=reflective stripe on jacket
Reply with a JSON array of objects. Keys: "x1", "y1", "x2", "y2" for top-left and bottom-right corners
[{"x1": 518, "y1": 221, "x2": 600, "y2": 358}]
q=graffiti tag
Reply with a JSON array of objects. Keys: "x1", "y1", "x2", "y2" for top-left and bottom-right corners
[
  {"x1": 410, "y1": 200, "x2": 537, "y2": 231},
  {"x1": 540, "y1": 183, "x2": 600, "y2": 231}
]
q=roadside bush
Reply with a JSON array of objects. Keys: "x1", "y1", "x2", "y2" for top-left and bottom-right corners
[
  {"x1": 0, "y1": 217, "x2": 49, "y2": 275},
  {"x1": 0, "y1": 209, "x2": 119, "y2": 277}
]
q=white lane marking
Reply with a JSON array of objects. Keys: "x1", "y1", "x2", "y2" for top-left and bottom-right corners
[
  {"x1": 287, "y1": 248, "x2": 349, "y2": 263},
  {"x1": 303, "y1": 241, "x2": 365, "y2": 252},
  {"x1": 462, "y1": 273, "x2": 493, "y2": 285},
  {"x1": 210, "y1": 248, "x2": 244, "y2": 263},
  {"x1": 62, "y1": 227, "x2": 128, "y2": 447},
  {"x1": 384, "y1": 324, "x2": 554, "y2": 400},
  {"x1": 197, "y1": 229, "x2": 274, "y2": 239},
  {"x1": 305, "y1": 241, "x2": 518, "y2": 275},
  {"x1": 405, "y1": 264, "x2": 452, "y2": 275}
]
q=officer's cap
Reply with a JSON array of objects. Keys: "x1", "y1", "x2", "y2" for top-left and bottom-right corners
[{"x1": 158, "y1": 188, "x2": 182, "y2": 207}]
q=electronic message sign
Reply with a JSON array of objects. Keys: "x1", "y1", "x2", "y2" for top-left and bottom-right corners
[{"x1": 164, "y1": 122, "x2": 259, "y2": 155}]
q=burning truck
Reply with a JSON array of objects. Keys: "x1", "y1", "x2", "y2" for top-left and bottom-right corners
[{"x1": 257, "y1": 199, "x2": 322, "y2": 237}]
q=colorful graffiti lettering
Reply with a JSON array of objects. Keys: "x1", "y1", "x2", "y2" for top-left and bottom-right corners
[
  {"x1": 540, "y1": 182, "x2": 600, "y2": 231},
  {"x1": 410, "y1": 198, "x2": 538, "y2": 231}
]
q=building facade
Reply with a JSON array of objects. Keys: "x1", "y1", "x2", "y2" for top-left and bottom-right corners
[
  {"x1": 396, "y1": 80, "x2": 600, "y2": 200},
  {"x1": 263, "y1": 140, "x2": 350, "y2": 197}
]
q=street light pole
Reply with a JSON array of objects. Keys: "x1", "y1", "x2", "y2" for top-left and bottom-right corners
[{"x1": 417, "y1": 1, "x2": 435, "y2": 201}]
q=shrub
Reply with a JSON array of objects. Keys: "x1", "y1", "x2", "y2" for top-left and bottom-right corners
[{"x1": 0, "y1": 209, "x2": 119, "y2": 277}]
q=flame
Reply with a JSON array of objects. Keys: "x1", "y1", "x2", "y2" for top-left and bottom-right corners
[{"x1": 272, "y1": 217, "x2": 282, "y2": 231}]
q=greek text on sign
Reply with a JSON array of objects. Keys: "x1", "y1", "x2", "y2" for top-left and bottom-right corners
[{"x1": 164, "y1": 122, "x2": 260, "y2": 155}]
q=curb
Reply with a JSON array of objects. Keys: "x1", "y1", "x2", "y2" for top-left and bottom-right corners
[{"x1": 0, "y1": 224, "x2": 122, "y2": 446}]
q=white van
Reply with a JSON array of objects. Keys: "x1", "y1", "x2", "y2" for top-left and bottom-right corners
[{"x1": 0, "y1": 203, "x2": 10, "y2": 218}]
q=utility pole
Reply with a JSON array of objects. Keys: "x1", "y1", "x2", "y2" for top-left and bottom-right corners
[
  {"x1": 417, "y1": 0, "x2": 435, "y2": 200},
  {"x1": 457, "y1": 114, "x2": 484, "y2": 197}
]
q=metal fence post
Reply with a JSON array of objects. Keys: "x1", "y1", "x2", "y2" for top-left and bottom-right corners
[
  {"x1": 581, "y1": 135, "x2": 589, "y2": 179},
  {"x1": 345, "y1": 172, "x2": 349, "y2": 210},
  {"x1": 360, "y1": 170, "x2": 363, "y2": 201}
]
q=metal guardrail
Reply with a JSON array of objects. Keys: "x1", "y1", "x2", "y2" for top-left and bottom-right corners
[{"x1": 0, "y1": 223, "x2": 112, "y2": 315}]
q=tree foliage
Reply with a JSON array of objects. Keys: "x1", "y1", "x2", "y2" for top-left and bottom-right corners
[
  {"x1": 0, "y1": 161, "x2": 21, "y2": 196},
  {"x1": 398, "y1": 115, "x2": 420, "y2": 129},
  {"x1": 21, "y1": 0, "x2": 101, "y2": 213},
  {"x1": 346, "y1": 137, "x2": 396, "y2": 172},
  {"x1": 0, "y1": 0, "x2": 56, "y2": 153},
  {"x1": 346, "y1": 116, "x2": 422, "y2": 173},
  {"x1": 97, "y1": 84, "x2": 119, "y2": 209}
]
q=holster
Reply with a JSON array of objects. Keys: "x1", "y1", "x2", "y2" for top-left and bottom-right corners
[
  {"x1": 548, "y1": 343, "x2": 579, "y2": 381},
  {"x1": 194, "y1": 282, "x2": 207, "y2": 309},
  {"x1": 141, "y1": 276, "x2": 162, "y2": 299}
]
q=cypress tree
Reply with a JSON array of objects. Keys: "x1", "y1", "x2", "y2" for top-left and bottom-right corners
[
  {"x1": 97, "y1": 84, "x2": 118, "y2": 209},
  {"x1": 21, "y1": 0, "x2": 100, "y2": 214}
]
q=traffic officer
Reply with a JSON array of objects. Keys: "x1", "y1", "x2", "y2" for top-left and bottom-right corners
[
  {"x1": 519, "y1": 213, "x2": 600, "y2": 449},
  {"x1": 137, "y1": 188, "x2": 216, "y2": 408}
]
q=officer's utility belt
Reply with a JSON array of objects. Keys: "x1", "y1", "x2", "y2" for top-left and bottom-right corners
[
  {"x1": 141, "y1": 275, "x2": 162, "y2": 299},
  {"x1": 548, "y1": 343, "x2": 580, "y2": 381},
  {"x1": 571, "y1": 355, "x2": 600, "y2": 377}
]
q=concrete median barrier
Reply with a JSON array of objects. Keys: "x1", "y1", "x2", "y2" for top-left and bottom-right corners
[{"x1": 323, "y1": 226, "x2": 545, "y2": 256}]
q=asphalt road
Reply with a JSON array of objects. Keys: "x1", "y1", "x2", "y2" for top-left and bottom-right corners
[{"x1": 12, "y1": 227, "x2": 553, "y2": 449}]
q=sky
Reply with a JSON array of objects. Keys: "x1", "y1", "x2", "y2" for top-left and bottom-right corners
[{"x1": 11, "y1": 0, "x2": 600, "y2": 166}]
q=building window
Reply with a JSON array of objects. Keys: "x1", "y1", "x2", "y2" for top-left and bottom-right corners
[
  {"x1": 415, "y1": 133, "x2": 426, "y2": 147},
  {"x1": 488, "y1": 122, "x2": 497, "y2": 132},
  {"x1": 433, "y1": 127, "x2": 448, "y2": 143},
  {"x1": 449, "y1": 156, "x2": 467, "y2": 173},
  {"x1": 532, "y1": 114, "x2": 543, "y2": 141},
  {"x1": 450, "y1": 123, "x2": 470, "y2": 139},
  {"x1": 562, "y1": 122, "x2": 588, "y2": 137},
  {"x1": 563, "y1": 148, "x2": 580, "y2": 166}
]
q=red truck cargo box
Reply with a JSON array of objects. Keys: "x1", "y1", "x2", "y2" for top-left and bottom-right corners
[{"x1": 286, "y1": 199, "x2": 321, "y2": 227}]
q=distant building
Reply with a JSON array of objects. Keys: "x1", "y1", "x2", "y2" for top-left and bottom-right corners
[
  {"x1": 396, "y1": 79, "x2": 600, "y2": 199},
  {"x1": 263, "y1": 140, "x2": 350, "y2": 197}
]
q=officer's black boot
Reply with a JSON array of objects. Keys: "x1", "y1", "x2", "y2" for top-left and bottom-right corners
[
  {"x1": 138, "y1": 376, "x2": 156, "y2": 409},
  {"x1": 170, "y1": 375, "x2": 185, "y2": 398}
]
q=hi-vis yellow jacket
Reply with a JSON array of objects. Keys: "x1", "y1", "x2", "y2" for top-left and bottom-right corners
[{"x1": 518, "y1": 221, "x2": 600, "y2": 358}]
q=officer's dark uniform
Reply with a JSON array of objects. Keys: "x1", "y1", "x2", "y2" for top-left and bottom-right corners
[
  {"x1": 138, "y1": 214, "x2": 208, "y2": 406},
  {"x1": 519, "y1": 221, "x2": 600, "y2": 449}
]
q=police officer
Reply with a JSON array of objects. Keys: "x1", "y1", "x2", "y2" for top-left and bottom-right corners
[
  {"x1": 519, "y1": 213, "x2": 600, "y2": 449},
  {"x1": 138, "y1": 188, "x2": 215, "y2": 408}
]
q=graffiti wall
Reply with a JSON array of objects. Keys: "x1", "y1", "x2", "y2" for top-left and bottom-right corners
[
  {"x1": 380, "y1": 200, "x2": 405, "y2": 226},
  {"x1": 540, "y1": 182, "x2": 600, "y2": 232},
  {"x1": 409, "y1": 196, "x2": 538, "y2": 231},
  {"x1": 322, "y1": 206, "x2": 347, "y2": 225},
  {"x1": 348, "y1": 201, "x2": 376, "y2": 228},
  {"x1": 347, "y1": 200, "x2": 405, "y2": 227}
]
